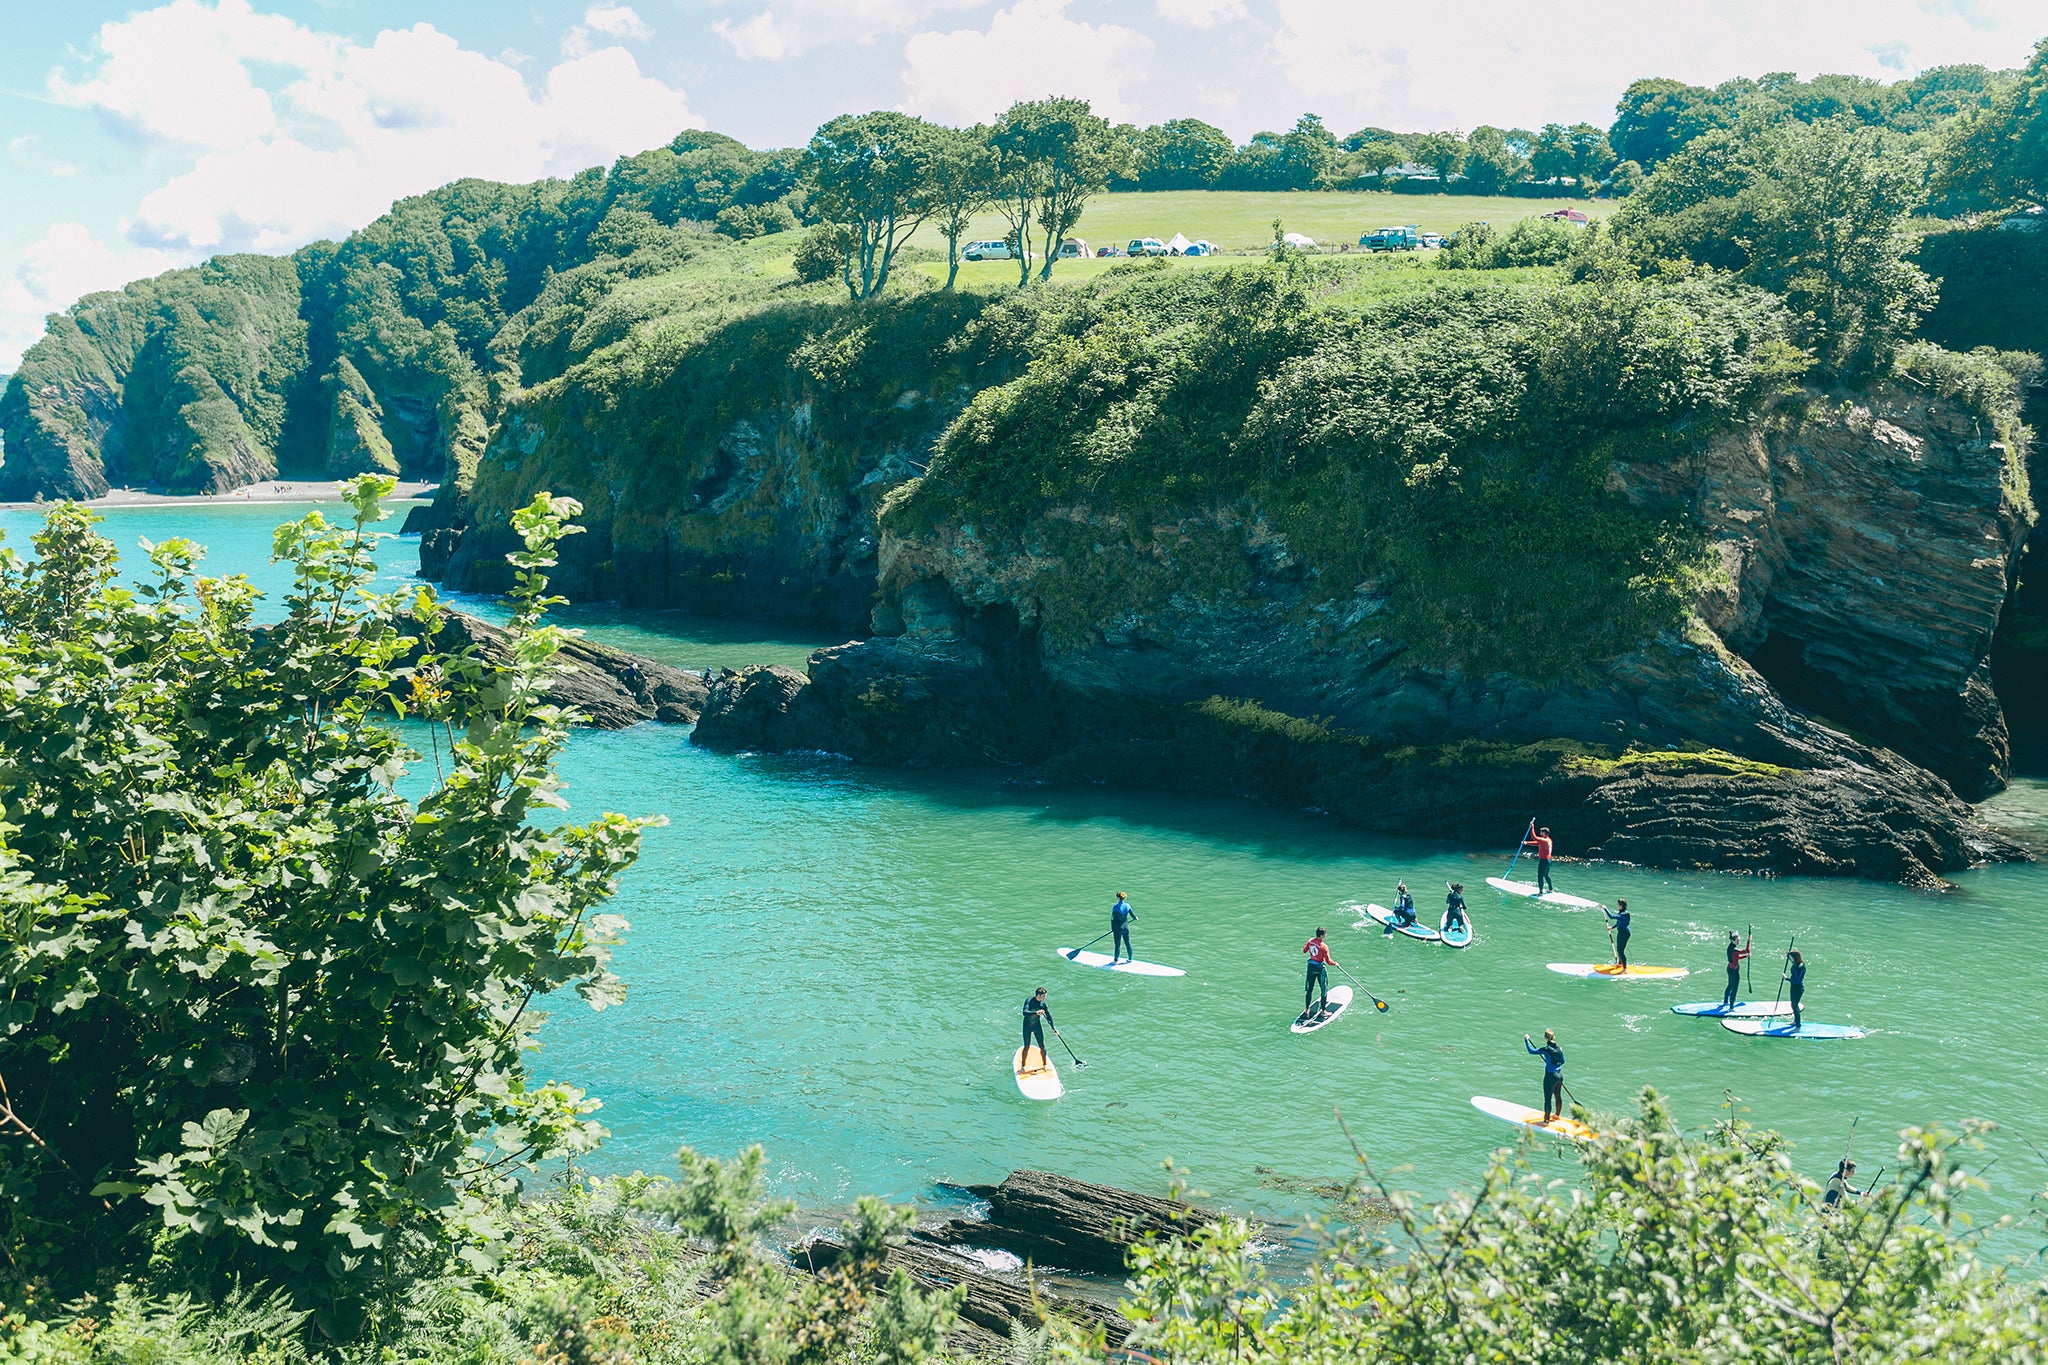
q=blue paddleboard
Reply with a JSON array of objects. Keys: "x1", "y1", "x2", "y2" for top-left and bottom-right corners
[{"x1": 1721, "y1": 1019, "x2": 1866, "y2": 1040}]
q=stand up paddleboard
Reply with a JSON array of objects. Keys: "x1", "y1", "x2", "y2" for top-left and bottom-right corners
[
  {"x1": 1547, "y1": 962, "x2": 1689, "y2": 980},
  {"x1": 1056, "y1": 948, "x2": 1186, "y2": 977},
  {"x1": 1438, "y1": 910, "x2": 1473, "y2": 948},
  {"x1": 1484, "y1": 876, "x2": 1605, "y2": 911},
  {"x1": 1470, "y1": 1095, "x2": 1600, "y2": 1141},
  {"x1": 1671, "y1": 999, "x2": 1793, "y2": 1018},
  {"x1": 1291, "y1": 984, "x2": 1353, "y2": 1034},
  {"x1": 1013, "y1": 1046, "x2": 1063, "y2": 1099},
  {"x1": 1360, "y1": 904, "x2": 1441, "y2": 942},
  {"x1": 1721, "y1": 1019, "x2": 1866, "y2": 1040}
]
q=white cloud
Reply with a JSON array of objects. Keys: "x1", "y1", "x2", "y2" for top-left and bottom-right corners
[
  {"x1": 714, "y1": 0, "x2": 982, "y2": 64},
  {"x1": 902, "y1": 0, "x2": 1156, "y2": 124},
  {"x1": 0, "y1": 223, "x2": 188, "y2": 368},
  {"x1": 1157, "y1": 0, "x2": 1249, "y2": 30},
  {"x1": 8, "y1": 135, "x2": 84, "y2": 179},
  {"x1": 585, "y1": 4, "x2": 653, "y2": 40}
]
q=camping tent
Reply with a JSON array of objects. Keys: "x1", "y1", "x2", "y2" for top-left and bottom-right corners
[
  {"x1": 1166, "y1": 232, "x2": 1193, "y2": 254},
  {"x1": 1283, "y1": 232, "x2": 1316, "y2": 247}
]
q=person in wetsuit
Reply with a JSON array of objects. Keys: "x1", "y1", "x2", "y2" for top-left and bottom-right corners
[
  {"x1": 1523, "y1": 826, "x2": 1556, "y2": 894},
  {"x1": 1391, "y1": 882, "x2": 1416, "y2": 927},
  {"x1": 1021, "y1": 987, "x2": 1055, "y2": 1070},
  {"x1": 1524, "y1": 1028, "x2": 1565, "y2": 1123},
  {"x1": 1823, "y1": 1158, "x2": 1865, "y2": 1210},
  {"x1": 1443, "y1": 883, "x2": 1468, "y2": 935},
  {"x1": 1602, "y1": 898, "x2": 1632, "y2": 969},
  {"x1": 1110, "y1": 891, "x2": 1136, "y2": 964},
  {"x1": 1302, "y1": 929, "x2": 1337, "y2": 1020},
  {"x1": 1784, "y1": 950, "x2": 1807, "y2": 1030},
  {"x1": 1722, "y1": 931, "x2": 1751, "y2": 1009}
]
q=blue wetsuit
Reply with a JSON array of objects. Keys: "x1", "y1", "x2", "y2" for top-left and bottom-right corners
[
  {"x1": 1110, "y1": 899, "x2": 1135, "y2": 963},
  {"x1": 1526, "y1": 1037, "x2": 1565, "y2": 1118},
  {"x1": 1393, "y1": 891, "x2": 1416, "y2": 926},
  {"x1": 1604, "y1": 906, "x2": 1631, "y2": 968}
]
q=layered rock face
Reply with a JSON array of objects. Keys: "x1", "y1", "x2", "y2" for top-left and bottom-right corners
[{"x1": 697, "y1": 387, "x2": 2033, "y2": 886}]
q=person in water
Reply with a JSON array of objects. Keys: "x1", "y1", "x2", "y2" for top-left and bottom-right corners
[
  {"x1": 1823, "y1": 1158, "x2": 1865, "y2": 1210},
  {"x1": 1110, "y1": 891, "x2": 1137, "y2": 964},
  {"x1": 1604, "y1": 898, "x2": 1632, "y2": 970},
  {"x1": 1723, "y1": 931, "x2": 1752, "y2": 1009},
  {"x1": 1443, "y1": 883, "x2": 1468, "y2": 935},
  {"x1": 1523, "y1": 826, "x2": 1556, "y2": 893},
  {"x1": 1524, "y1": 1028, "x2": 1565, "y2": 1124},
  {"x1": 1783, "y1": 949, "x2": 1807, "y2": 1030},
  {"x1": 1021, "y1": 987, "x2": 1055, "y2": 1071},
  {"x1": 1302, "y1": 929, "x2": 1337, "y2": 1019},
  {"x1": 1391, "y1": 882, "x2": 1416, "y2": 928}
]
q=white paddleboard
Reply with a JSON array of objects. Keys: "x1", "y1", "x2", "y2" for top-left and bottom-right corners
[
  {"x1": 1470, "y1": 1095, "x2": 1601, "y2": 1141},
  {"x1": 1360, "y1": 903, "x2": 1441, "y2": 942},
  {"x1": 1055, "y1": 948, "x2": 1186, "y2": 977},
  {"x1": 1291, "y1": 984, "x2": 1352, "y2": 1034},
  {"x1": 1013, "y1": 1046, "x2": 1063, "y2": 1099},
  {"x1": 1671, "y1": 999, "x2": 1794, "y2": 1018},
  {"x1": 1485, "y1": 876, "x2": 1605, "y2": 911},
  {"x1": 1721, "y1": 1019, "x2": 1866, "y2": 1040},
  {"x1": 1547, "y1": 962, "x2": 1689, "y2": 980}
]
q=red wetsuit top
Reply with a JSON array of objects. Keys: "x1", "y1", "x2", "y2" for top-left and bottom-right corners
[
  {"x1": 1527, "y1": 834, "x2": 1554, "y2": 860},
  {"x1": 1728, "y1": 942, "x2": 1751, "y2": 970},
  {"x1": 1303, "y1": 938, "x2": 1333, "y2": 964}
]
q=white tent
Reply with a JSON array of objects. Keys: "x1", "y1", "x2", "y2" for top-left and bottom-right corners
[
  {"x1": 1283, "y1": 232, "x2": 1316, "y2": 248},
  {"x1": 1166, "y1": 232, "x2": 1193, "y2": 254}
]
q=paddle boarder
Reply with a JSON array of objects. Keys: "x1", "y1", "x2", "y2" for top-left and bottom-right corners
[
  {"x1": 1302, "y1": 928, "x2": 1337, "y2": 1020},
  {"x1": 1823, "y1": 1158, "x2": 1865, "y2": 1210},
  {"x1": 1391, "y1": 882, "x2": 1417, "y2": 928},
  {"x1": 1523, "y1": 1028, "x2": 1565, "y2": 1124},
  {"x1": 1783, "y1": 949, "x2": 1807, "y2": 1030},
  {"x1": 1722, "y1": 931, "x2": 1751, "y2": 1009},
  {"x1": 1444, "y1": 883, "x2": 1468, "y2": 935},
  {"x1": 1522, "y1": 826, "x2": 1556, "y2": 894},
  {"x1": 1110, "y1": 891, "x2": 1136, "y2": 965},
  {"x1": 1603, "y1": 899, "x2": 1632, "y2": 970},
  {"x1": 1021, "y1": 987, "x2": 1055, "y2": 1071}
]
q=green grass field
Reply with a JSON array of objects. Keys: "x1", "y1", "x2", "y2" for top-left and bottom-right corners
[{"x1": 908, "y1": 189, "x2": 1613, "y2": 263}]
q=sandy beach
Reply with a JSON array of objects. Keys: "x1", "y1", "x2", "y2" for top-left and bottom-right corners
[{"x1": 0, "y1": 479, "x2": 438, "y2": 511}]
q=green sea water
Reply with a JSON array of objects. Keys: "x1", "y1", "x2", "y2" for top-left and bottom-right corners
[{"x1": 9, "y1": 500, "x2": 2048, "y2": 1245}]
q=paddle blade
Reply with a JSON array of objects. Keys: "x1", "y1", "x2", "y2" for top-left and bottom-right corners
[{"x1": 1374, "y1": 999, "x2": 1389, "y2": 1011}]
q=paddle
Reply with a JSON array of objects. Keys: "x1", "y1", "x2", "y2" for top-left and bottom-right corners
[
  {"x1": 1049, "y1": 1026, "x2": 1086, "y2": 1070},
  {"x1": 1745, "y1": 923, "x2": 1755, "y2": 998},
  {"x1": 1768, "y1": 934, "x2": 1797, "y2": 1029},
  {"x1": 1501, "y1": 817, "x2": 1536, "y2": 884},
  {"x1": 1064, "y1": 930, "x2": 1113, "y2": 961},
  {"x1": 1331, "y1": 960, "x2": 1391, "y2": 1013}
]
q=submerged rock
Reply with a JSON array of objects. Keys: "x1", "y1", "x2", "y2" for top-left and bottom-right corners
[
  {"x1": 433, "y1": 611, "x2": 707, "y2": 728},
  {"x1": 915, "y1": 1169, "x2": 1222, "y2": 1277},
  {"x1": 797, "y1": 1233, "x2": 1131, "y2": 1348}
]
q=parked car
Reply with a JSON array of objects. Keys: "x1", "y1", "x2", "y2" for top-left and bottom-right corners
[
  {"x1": 1541, "y1": 208, "x2": 1590, "y2": 224},
  {"x1": 1419, "y1": 232, "x2": 1445, "y2": 249},
  {"x1": 1128, "y1": 237, "x2": 1169, "y2": 256},
  {"x1": 1360, "y1": 226, "x2": 1419, "y2": 252},
  {"x1": 962, "y1": 239, "x2": 1013, "y2": 261},
  {"x1": 1056, "y1": 239, "x2": 1090, "y2": 259}
]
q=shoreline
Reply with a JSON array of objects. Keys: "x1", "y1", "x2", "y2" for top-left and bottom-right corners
[{"x1": 0, "y1": 479, "x2": 438, "y2": 511}]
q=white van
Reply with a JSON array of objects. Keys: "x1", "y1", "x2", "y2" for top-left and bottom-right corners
[{"x1": 962, "y1": 240, "x2": 1014, "y2": 261}]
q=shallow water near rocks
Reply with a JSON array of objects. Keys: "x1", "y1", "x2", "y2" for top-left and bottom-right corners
[{"x1": 13, "y1": 501, "x2": 2048, "y2": 1256}]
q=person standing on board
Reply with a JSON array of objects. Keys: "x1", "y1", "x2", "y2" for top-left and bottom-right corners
[
  {"x1": 1522, "y1": 826, "x2": 1556, "y2": 894},
  {"x1": 1021, "y1": 987, "x2": 1056, "y2": 1071},
  {"x1": 1443, "y1": 883, "x2": 1468, "y2": 934},
  {"x1": 1783, "y1": 950, "x2": 1807, "y2": 1030},
  {"x1": 1524, "y1": 1029, "x2": 1565, "y2": 1124},
  {"x1": 1110, "y1": 891, "x2": 1137, "y2": 965},
  {"x1": 1722, "y1": 931, "x2": 1751, "y2": 1009},
  {"x1": 1302, "y1": 928, "x2": 1337, "y2": 1020},
  {"x1": 1603, "y1": 899, "x2": 1632, "y2": 970},
  {"x1": 1823, "y1": 1158, "x2": 1866, "y2": 1210},
  {"x1": 1392, "y1": 881, "x2": 1417, "y2": 927}
]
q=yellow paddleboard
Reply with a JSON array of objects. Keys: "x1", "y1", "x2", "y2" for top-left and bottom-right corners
[
  {"x1": 1547, "y1": 962, "x2": 1689, "y2": 980},
  {"x1": 1013, "y1": 1046, "x2": 1062, "y2": 1101},
  {"x1": 1471, "y1": 1095, "x2": 1601, "y2": 1141}
]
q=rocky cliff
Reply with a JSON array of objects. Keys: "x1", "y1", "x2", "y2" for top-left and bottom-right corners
[{"x1": 695, "y1": 275, "x2": 2035, "y2": 886}]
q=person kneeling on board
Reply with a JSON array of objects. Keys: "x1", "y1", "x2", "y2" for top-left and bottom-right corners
[
  {"x1": 1524, "y1": 1029, "x2": 1565, "y2": 1124},
  {"x1": 1110, "y1": 891, "x2": 1136, "y2": 965},
  {"x1": 1444, "y1": 884, "x2": 1468, "y2": 934},
  {"x1": 1302, "y1": 929, "x2": 1337, "y2": 1020},
  {"x1": 1823, "y1": 1158, "x2": 1867, "y2": 1210},
  {"x1": 1022, "y1": 987, "x2": 1056, "y2": 1070},
  {"x1": 1391, "y1": 882, "x2": 1417, "y2": 927},
  {"x1": 1523, "y1": 825, "x2": 1556, "y2": 894},
  {"x1": 1604, "y1": 899, "x2": 1632, "y2": 969},
  {"x1": 1784, "y1": 950, "x2": 1807, "y2": 1029},
  {"x1": 1723, "y1": 931, "x2": 1751, "y2": 1009}
]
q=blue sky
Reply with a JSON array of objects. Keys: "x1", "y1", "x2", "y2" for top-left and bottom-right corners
[{"x1": 2, "y1": 0, "x2": 2042, "y2": 368}]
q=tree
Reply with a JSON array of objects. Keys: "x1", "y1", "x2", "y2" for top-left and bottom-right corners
[
  {"x1": 927, "y1": 124, "x2": 995, "y2": 290},
  {"x1": 1568, "y1": 122, "x2": 1618, "y2": 193},
  {"x1": 1136, "y1": 118, "x2": 1237, "y2": 190},
  {"x1": 1461, "y1": 125, "x2": 1529, "y2": 193},
  {"x1": 1610, "y1": 76, "x2": 1727, "y2": 168},
  {"x1": 1409, "y1": 130, "x2": 1467, "y2": 188},
  {"x1": 1940, "y1": 37, "x2": 2048, "y2": 208},
  {"x1": 1608, "y1": 158, "x2": 1646, "y2": 196},
  {"x1": 1531, "y1": 123, "x2": 1575, "y2": 182},
  {"x1": 0, "y1": 480, "x2": 654, "y2": 1328},
  {"x1": 805, "y1": 110, "x2": 943, "y2": 300},
  {"x1": 1333, "y1": 139, "x2": 1406, "y2": 187},
  {"x1": 991, "y1": 97, "x2": 1115, "y2": 284},
  {"x1": 1278, "y1": 113, "x2": 1340, "y2": 189}
]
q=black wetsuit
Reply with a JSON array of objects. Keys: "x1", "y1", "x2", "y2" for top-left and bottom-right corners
[
  {"x1": 1723, "y1": 941, "x2": 1749, "y2": 1008},
  {"x1": 1443, "y1": 890, "x2": 1467, "y2": 932},
  {"x1": 1605, "y1": 906, "x2": 1631, "y2": 969},
  {"x1": 1787, "y1": 962, "x2": 1806, "y2": 1028},
  {"x1": 1111, "y1": 900, "x2": 1135, "y2": 963},
  {"x1": 1022, "y1": 995, "x2": 1054, "y2": 1059},
  {"x1": 1526, "y1": 1037, "x2": 1565, "y2": 1118}
]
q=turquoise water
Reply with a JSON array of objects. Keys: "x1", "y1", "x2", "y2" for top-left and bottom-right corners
[{"x1": 9, "y1": 501, "x2": 2048, "y2": 1245}]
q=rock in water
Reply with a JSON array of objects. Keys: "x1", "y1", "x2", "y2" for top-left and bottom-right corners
[
  {"x1": 915, "y1": 1170, "x2": 1222, "y2": 1276},
  {"x1": 797, "y1": 1235, "x2": 1132, "y2": 1347},
  {"x1": 428, "y1": 612, "x2": 707, "y2": 728}
]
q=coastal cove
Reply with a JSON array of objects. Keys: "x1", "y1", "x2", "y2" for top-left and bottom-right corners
[{"x1": 13, "y1": 498, "x2": 2048, "y2": 1248}]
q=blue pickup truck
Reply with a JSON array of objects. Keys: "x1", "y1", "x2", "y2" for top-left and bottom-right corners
[{"x1": 1360, "y1": 225, "x2": 1421, "y2": 252}]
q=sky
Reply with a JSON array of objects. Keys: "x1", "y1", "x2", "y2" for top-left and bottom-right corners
[{"x1": 0, "y1": 1, "x2": 2042, "y2": 370}]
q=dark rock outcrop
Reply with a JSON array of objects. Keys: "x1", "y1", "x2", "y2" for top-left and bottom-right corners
[
  {"x1": 797, "y1": 1235, "x2": 1131, "y2": 1348},
  {"x1": 434, "y1": 611, "x2": 707, "y2": 728},
  {"x1": 915, "y1": 1170, "x2": 1221, "y2": 1277}
]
